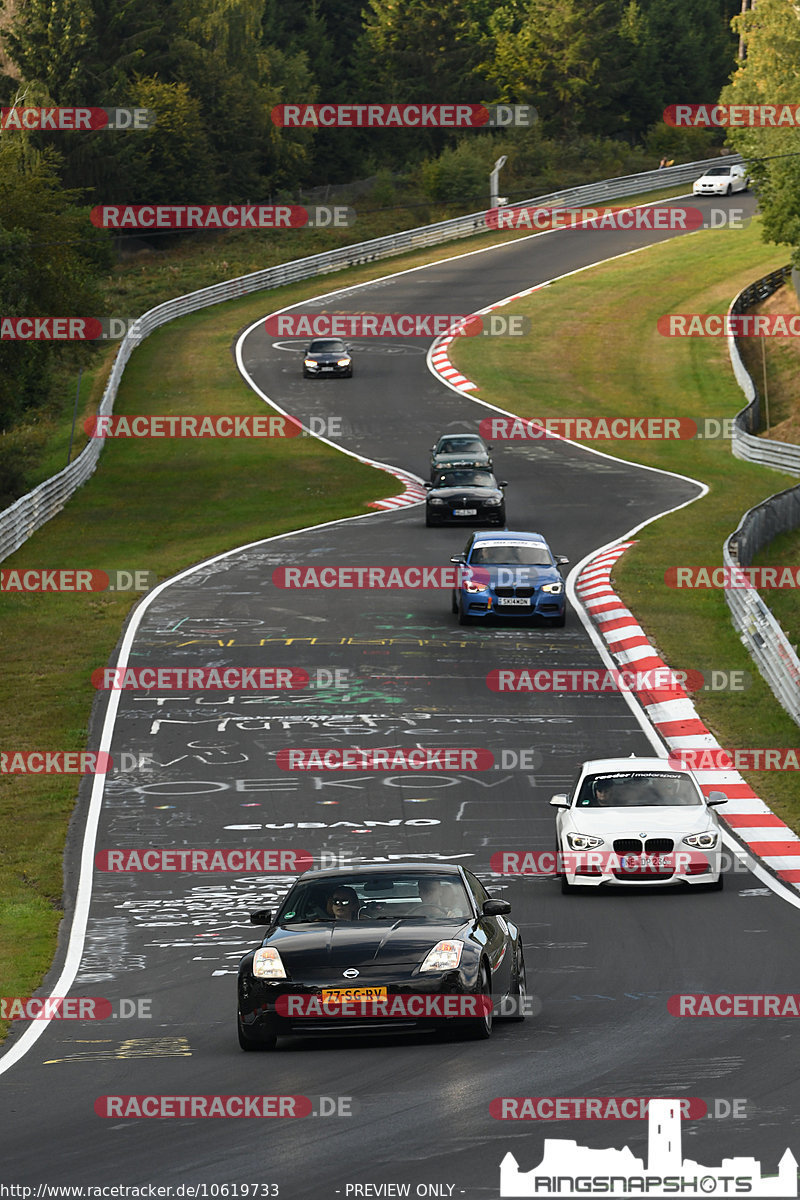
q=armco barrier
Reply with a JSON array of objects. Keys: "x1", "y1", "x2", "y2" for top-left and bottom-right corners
[
  {"x1": 724, "y1": 266, "x2": 800, "y2": 726},
  {"x1": 0, "y1": 154, "x2": 741, "y2": 563}
]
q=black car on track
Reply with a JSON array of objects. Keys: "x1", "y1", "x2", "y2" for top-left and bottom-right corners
[
  {"x1": 429, "y1": 434, "x2": 493, "y2": 479},
  {"x1": 302, "y1": 338, "x2": 353, "y2": 377},
  {"x1": 425, "y1": 468, "x2": 507, "y2": 527},
  {"x1": 237, "y1": 862, "x2": 526, "y2": 1050}
]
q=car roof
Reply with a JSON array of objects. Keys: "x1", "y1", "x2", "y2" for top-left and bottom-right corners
[
  {"x1": 578, "y1": 756, "x2": 691, "y2": 776},
  {"x1": 471, "y1": 529, "x2": 547, "y2": 544},
  {"x1": 294, "y1": 861, "x2": 465, "y2": 881}
]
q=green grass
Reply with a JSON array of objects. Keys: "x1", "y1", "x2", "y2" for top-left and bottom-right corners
[{"x1": 451, "y1": 218, "x2": 800, "y2": 825}]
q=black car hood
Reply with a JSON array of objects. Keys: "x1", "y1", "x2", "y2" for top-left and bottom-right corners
[
  {"x1": 429, "y1": 485, "x2": 501, "y2": 500},
  {"x1": 265, "y1": 919, "x2": 469, "y2": 972},
  {"x1": 306, "y1": 351, "x2": 347, "y2": 363}
]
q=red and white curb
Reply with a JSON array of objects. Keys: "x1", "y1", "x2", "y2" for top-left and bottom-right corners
[
  {"x1": 429, "y1": 343, "x2": 479, "y2": 393},
  {"x1": 367, "y1": 467, "x2": 428, "y2": 511},
  {"x1": 576, "y1": 541, "x2": 800, "y2": 888}
]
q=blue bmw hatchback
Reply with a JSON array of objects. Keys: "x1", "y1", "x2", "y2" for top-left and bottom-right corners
[{"x1": 450, "y1": 530, "x2": 569, "y2": 627}]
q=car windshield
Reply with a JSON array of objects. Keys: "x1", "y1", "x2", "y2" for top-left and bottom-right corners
[
  {"x1": 469, "y1": 544, "x2": 551, "y2": 566},
  {"x1": 308, "y1": 339, "x2": 346, "y2": 354},
  {"x1": 576, "y1": 772, "x2": 703, "y2": 807},
  {"x1": 435, "y1": 471, "x2": 495, "y2": 488},
  {"x1": 436, "y1": 438, "x2": 484, "y2": 454},
  {"x1": 277, "y1": 874, "x2": 473, "y2": 922},
  {"x1": 704, "y1": 168, "x2": 731, "y2": 177}
]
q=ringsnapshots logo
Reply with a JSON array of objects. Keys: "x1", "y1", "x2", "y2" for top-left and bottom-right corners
[
  {"x1": 265, "y1": 313, "x2": 529, "y2": 337},
  {"x1": 499, "y1": 1097, "x2": 798, "y2": 1197},
  {"x1": 1, "y1": 318, "x2": 140, "y2": 341},
  {"x1": 271, "y1": 103, "x2": 537, "y2": 128},
  {"x1": 0, "y1": 107, "x2": 155, "y2": 130},
  {"x1": 664, "y1": 103, "x2": 800, "y2": 127},
  {"x1": 90, "y1": 205, "x2": 355, "y2": 230}
]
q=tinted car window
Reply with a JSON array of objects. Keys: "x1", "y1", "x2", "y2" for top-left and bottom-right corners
[
  {"x1": 308, "y1": 339, "x2": 346, "y2": 353},
  {"x1": 576, "y1": 772, "x2": 703, "y2": 807},
  {"x1": 462, "y1": 869, "x2": 489, "y2": 909},
  {"x1": 436, "y1": 471, "x2": 496, "y2": 488},
  {"x1": 277, "y1": 874, "x2": 472, "y2": 922},
  {"x1": 469, "y1": 545, "x2": 551, "y2": 566}
]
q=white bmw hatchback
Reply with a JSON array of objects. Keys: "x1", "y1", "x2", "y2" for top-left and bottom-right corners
[
  {"x1": 692, "y1": 164, "x2": 749, "y2": 195},
  {"x1": 550, "y1": 756, "x2": 727, "y2": 891}
]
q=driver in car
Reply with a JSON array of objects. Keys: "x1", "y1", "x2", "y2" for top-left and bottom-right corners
[
  {"x1": 415, "y1": 878, "x2": 464, "y2": 917},
  {"x1": 326, "y1": 886, "x2": 361, "y2": 921}
]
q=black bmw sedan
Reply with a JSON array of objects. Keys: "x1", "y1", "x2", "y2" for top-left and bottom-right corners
[
  {"x1": 425, "y1": 468, "x2": 507, "y2": 527},
  {"x1": 237, "y1": 862, "x2": 526, "y2": 1049},
  {"x1": 302, "y1": 337, "x2": 353, "y2": 377}
]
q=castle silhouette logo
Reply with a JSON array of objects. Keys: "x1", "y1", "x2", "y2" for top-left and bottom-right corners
[{"x1": 500, "y1": 1098, "x2": 798, "y2": 1197}]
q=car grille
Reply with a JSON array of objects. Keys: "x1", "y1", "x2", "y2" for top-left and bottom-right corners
[
  {"x1": 493, "y1": 587, "x2": 535, "y2": 598},
  {"x1": 613, "y1": 838, "x2": 675, "y2": 854}
]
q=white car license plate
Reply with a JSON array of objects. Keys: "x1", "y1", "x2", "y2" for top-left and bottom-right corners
[
  {"x1": 621, "y1": 854, "x2": 671, "y2": 871},
  {"x1": 321, "y1": 366, "x2": 334, "y2": 371},
  {"x1": 453, "y1": 508, "x2": 477, "y2": 516},
  {"x1": 497, "y1": 597, "x2": 530, "y2": 607}
]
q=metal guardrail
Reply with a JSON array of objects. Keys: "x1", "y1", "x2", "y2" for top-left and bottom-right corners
[
  {"x1": 728, "y1": 264, "x2": 800, "y2": 472},
  {"x1": 0, "y1": 153, "x2": 741, "y2": 563},
  {"x1": 724, "y1": 267, "x2": 800, "y2": 726}
]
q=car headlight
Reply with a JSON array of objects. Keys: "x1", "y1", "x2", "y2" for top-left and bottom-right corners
[
  {"x1": 541, "y1": 581, "x2": 563, "y2": 594},
  {"x1": 463, "y1": 579, "x2": 488, "y2": 593},
  {"x1": 428, "y1": 498, "x2": 445, "y2": 505},
  {"x1": 252, "y1": 947, "x2": 287, "y2": 979},
  {"x1": 420, "y1": 940, "x2": 464, "y2": 972},
  {"x1": 683, "y1": 831, "x2": 718, "y2": 849},
  {"x1": 484, "y1": 497, "x2": 502, "y2": 506},
  {"x1": 337, "y1": 357, "x2": 351, "y2": 367},
  {"x1": 304, "y1": 358, "x2": 317, "y2": 367},
  {"x1": 566, "y1": 833, "x2": 605, "y2": 850}
]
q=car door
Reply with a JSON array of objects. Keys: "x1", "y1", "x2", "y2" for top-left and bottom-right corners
[{"x1": 461, "y1": 868, "x2": 514, "y2": 999}]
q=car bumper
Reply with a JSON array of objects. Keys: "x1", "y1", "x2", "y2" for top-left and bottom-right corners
[
  {"x1": 458, "y1": 593, "x2": 565, "y2": 619},
  {"x1": 304, "y1": 364, "x2": 351, "y2": 376},
  {"x1": 428, "y1": 507, "x2": 504, "y2": 525},
  {"x1": 561, "y1": 851, "x2": 722, "y2": 887}
]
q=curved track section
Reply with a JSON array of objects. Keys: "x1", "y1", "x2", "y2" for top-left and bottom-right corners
[{"x1": 7, "y1": 194, "x2": 799, "y2": 1199}]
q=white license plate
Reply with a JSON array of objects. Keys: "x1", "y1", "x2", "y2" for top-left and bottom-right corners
[
  {"x1": 621, "y1": 854, "x2": 671, "y2": 871},
  {"x1": 497, "y1": 597, "x2": 530, "y2": 607},
  {"x1": 453, "y1": 508, "x2": 477, "y2": 516},
  {"x1": 321, "y1": 366, "x2": 334, "y2": 371}
]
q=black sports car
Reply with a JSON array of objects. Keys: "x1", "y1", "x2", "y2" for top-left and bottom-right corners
[
  {"x1": 302, "y1": 338, "x2": 353, "y2": 377},
  {"x1": 237, "y1": 862, "x2": 526, "y2": 1050},
  {"x1": 429, "y1": 434, "x2": 493, "y2": 479},
  {"x1": 425, "y1": 468, "x2": 507, "y2": 527}
]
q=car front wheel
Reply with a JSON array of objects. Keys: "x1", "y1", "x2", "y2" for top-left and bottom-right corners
[
  {"x1": 237, "y1": 1014, "x2": 277, "y2": 1051},
  {"x1": 463, "y1": 966, "x2": 493, "y2": 1039}
]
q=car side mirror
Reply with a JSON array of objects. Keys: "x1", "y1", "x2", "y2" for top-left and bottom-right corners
[
  {"x1": 483, "y1": 898, "x2": 511, "y2": 916},
  {"x1": 249, "y1": 909, "x2": 272, "y2": 925},
  {"x1": 706, "y1": 792, "x2": 728, "y2": 806},
  {"x1": 424, "y1": 481, "x2": 433, "y2": 489},
  {"x1": 549, "y1": 794, "x2": 569, "y2": 808},
  {"x1": 499, "y1": 481, "x2": 508, "y2": 488},
  {"x1": 450, "y1": 555, "x2": 465, "y2": 564},
  {"x1": 556, "y1": 556, "x2": 569, "y2": 566},
  {"x1": 486, "y1": 445, "x2": 493, "y2": 450}
]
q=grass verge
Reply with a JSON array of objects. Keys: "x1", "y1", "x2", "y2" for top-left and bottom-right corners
[{"x1": 450, "y1": 218, "x2": 800, "y2": 825}]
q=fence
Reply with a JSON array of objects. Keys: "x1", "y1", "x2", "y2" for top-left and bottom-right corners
[
  {"x1": 724, "y1": 267, "x2": 800, "y2": 725},
  {"x1": 0, "y1": 153, "x2": 741, "y2": 563}
]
